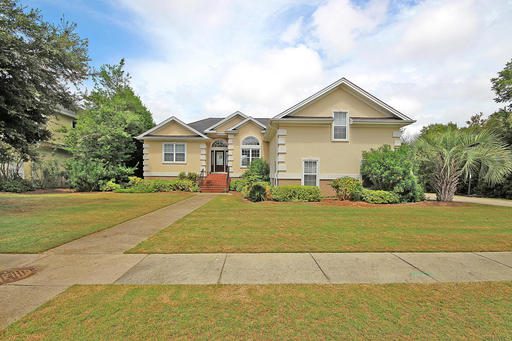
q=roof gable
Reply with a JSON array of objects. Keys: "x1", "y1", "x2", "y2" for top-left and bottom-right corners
[
  {"x1": 274, "y1": 77, "x2": 413, "y2": 121},
  {"x1": 227, "y1": 117, "x2": 267, "y2": 131},
  {"x1": 136, "y1": 116, "x2": 208, "y2": 140},
  {"x1": 204, "y1": 111, "x2": 248, "y2": 132}
]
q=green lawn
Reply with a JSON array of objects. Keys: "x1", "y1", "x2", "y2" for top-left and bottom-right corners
[
  {"x1": 0, "y1": 192, "x2": 191, "y2": 253},
  {"x1": 2, "y1": 283, "x2": 512, "y2": 339},
  {"x1": 130, "y1": 194, "x2": 512, "y2": 253}
]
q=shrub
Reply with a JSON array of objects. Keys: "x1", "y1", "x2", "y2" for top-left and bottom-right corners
[
  {"x1": 0, "y1": 177, "x2": 34, "y2": 193},
  {"x1": 361, "y1": 144, "x2": 424, "y2": 202},
  {"x1": 186, "y1": 172, "x2": 198, "y2": 182},
  {"x1": 330, "y1": 177, "x2": 362, "y2": 200},
  {"x1": 242, "y1": 159, "x2": 270, "y2": 181},
  {"x1": 271, "y1": 185, "x2": 321, "y2": 202},
  {"x1": 178, "y1": 171, "x2": 187, "y2": 180},
  {"x1": 66, "y1": 159, "x2": 134, "y2": 192},
  {"x1": 100, "y1": 179, "x2": 121, "y2": 192},
  {"x1": 361, "y1": 189, "x2": 400, "y2": 204},
  {"x1": 247, "y1": 181, "x2": 270, "y2": 202},
  {"x1": 230, "y1": 178, "x2": 248, "y2": 192},
  {"x1": 115, "y1": 179, "x2": 199, "y2": 193},
  {"x1": 128, "y1": 176, "x2": 143, "y2": 186}
]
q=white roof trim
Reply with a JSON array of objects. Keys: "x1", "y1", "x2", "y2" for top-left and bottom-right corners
[
  {"x1": 273, "y1": 77, "x2": 413, "y2": 121},
  {"x1": 136, "y1": 116, "x2": 208, "y2": 140},
  {"x1": 56, "y1": 106, "x2": 76, "y2": 119},
  {"x1": 203, "y1": 111, "x2": 248, "y2": 132},
  {"x1": 227, "y1": 117, "x2": 267, "y2": 131}
]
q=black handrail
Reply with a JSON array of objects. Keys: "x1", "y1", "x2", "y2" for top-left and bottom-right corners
[{"x1": 198, "y1": 169, "x2": 206, "y2": 188}]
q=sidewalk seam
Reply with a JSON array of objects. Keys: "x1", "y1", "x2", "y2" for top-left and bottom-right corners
[
  {"x1": 391, "y1": 253, "x2": 439, "y2": 282},
  {"x1": 473, "y1": 252, "x2": 512, "y2": 270},
  {"x1": 112, "y1": 254, "x2": 149, "y2": 284},
  {"x1": 217, "y1": 254, "x2": 228, "y2": 284},
  {"x1": 309, "y1": 253, "x2": 330, "y2": 282}
]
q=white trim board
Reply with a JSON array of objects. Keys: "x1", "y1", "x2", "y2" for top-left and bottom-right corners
[
  {"x1": 136, "y1": 116, "x2": 209, "y2": 140},
  {"x1": 227, "y1": 117, "x2": 267, "y2": 131}
]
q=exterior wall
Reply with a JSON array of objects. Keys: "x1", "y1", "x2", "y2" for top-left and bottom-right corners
[
  {"x1": 152, "y1": 121, "x2": 197, "y2": 136},
  {"x1": 144, "y1": 176, "x2": 178, "y2": 180},
  {"x1": 275, "y1": 123, "x2": 402, "y2": 195},
  {"x1": 293, "y1": 87, "x2": 391, "y2": 118},
  {"x1": 46, "y1": 113, "x2": 75, "y2": 145},
  {"x1": 143, "y1": 140, "x2": 203, "y2": 177},
  {"x1": 229, "y1": 121, "x2": 268, "y2": 177}
]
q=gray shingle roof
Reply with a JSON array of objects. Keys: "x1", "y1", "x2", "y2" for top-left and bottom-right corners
[{"x1": 188, "y1": 117, "x2": 270, "y2": 133}]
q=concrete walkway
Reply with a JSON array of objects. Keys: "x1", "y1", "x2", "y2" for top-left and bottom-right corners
[
  {"x1": 426, "y1": 193, "x2": 512, "y2": 207},
  {"x1": 0, "y1": 194, "x2": 216, "y2": 329},
  {"x1": 50, "y1": 194, "x2": 216, "y2": 254}
]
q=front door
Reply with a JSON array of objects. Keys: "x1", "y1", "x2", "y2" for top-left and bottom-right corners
[{"x1": 214, "y1": 150, "x2": 225, "y2": 172}]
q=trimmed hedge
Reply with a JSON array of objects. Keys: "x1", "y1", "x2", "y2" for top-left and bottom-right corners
[
  {"x1": 114, "y1": 178, "x2": 199, "y2": 193},
  {"x1": 271, "y1": 185, "x2": 321, "y2": 202},
  {"x1": 361, "y1": 189, "x2": 400, "y2": 204},
  {"x1": 330, "y1": 177, "x2": 362, "y2": 200}
]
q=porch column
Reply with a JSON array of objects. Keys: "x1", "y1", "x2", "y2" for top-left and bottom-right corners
[{"x1": 199, "y1": 143, "x2": 207, "y2": 172}]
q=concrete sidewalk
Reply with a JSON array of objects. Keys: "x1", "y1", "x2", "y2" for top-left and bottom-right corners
[{"x1": 2, "y1": 251, "x2": 512, "y2": 329}]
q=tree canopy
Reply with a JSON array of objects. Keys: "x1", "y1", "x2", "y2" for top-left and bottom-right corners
[
  {"x1": 0, "y1": 0, "x2": 89, "y2": 159},
  {"x1": 66, "y1": 60, "x2": 154, "y2": 191}
]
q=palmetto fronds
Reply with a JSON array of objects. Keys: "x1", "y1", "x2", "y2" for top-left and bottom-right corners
[{"x1": 415, "y1": 128, "x2": 512, "y2": 201}]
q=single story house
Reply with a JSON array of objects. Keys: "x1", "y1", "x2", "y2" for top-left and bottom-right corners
[{"x1": 136, "y1": 77, "x2": 415, "y2": 195}]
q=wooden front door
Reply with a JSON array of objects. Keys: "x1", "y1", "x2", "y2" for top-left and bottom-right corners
[{"x1": 214, "y1": 150, "x2": 225, "y2": 172}]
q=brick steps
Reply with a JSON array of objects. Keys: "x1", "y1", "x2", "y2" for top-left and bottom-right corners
[{"x1": 200, "y1": 173, "x2": 229, "y2": 193}]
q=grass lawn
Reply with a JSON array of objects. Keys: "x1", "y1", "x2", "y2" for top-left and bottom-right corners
[
  {"x1": 0, "y1": 192, "x2": 191, "y2": 253},
  {"x1": 130, "y1": 194, "x2": 512, "y2": 253},
  {"x1": 2, "y1": 282, "x2": 512, "y2": 339}
]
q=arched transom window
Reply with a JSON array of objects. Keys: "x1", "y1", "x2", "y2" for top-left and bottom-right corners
[
  {"x1": 212, "y1": 140, "x2": 227, "y2": 148},
  {"x1": 241, "y1": 136, "x2": 260, "y2": 167}
]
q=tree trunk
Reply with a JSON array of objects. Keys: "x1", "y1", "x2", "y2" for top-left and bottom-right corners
[{"x1": 432, "y1": 162, "x2": 460, "y2": 201}]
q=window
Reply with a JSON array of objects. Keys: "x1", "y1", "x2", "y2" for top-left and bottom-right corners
[
  {"x1": 212, "y1": 140, "x2": 227, "y2": 148},
  {"x1": 72, "y1": 120, "x2": 77, "y2": 128},
  {"x1": 333, "y1": 112, "x2": 348, "y2": 140},
  {"x1": 303, "y1": 160, "x2": 319, "y2": 186},
  {"x1": 241, "y1": 136, "x2": 260, "y2": 167},
  {"x1": 162, "y1": 143, "x2": 186, "y2": 163}
]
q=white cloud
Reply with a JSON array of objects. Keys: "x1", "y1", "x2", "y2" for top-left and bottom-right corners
[
  {"x1": 205, "y1": 45, "x2": 324, "y2": 115},
  {"x1": 311, "y1": 0, "x2": 389, "y2": 59},
  {"x1": 280, "y1": 17, "x2": 304, "y2": 44},
  {"x1": 110, "y1": 0, "x2": 512, "y2": 134}
]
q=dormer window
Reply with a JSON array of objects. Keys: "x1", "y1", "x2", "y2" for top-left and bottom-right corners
[{"x1": 332, "y1": 112, "x2": 348, "y2": 141}]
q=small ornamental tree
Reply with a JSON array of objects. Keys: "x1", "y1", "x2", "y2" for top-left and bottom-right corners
[
  {"x1": 361, "y1": 144, "x2": 424, "y2": 202},
  {"x1": 415, "y1": 128, "x2": 512, "y2": 202}
]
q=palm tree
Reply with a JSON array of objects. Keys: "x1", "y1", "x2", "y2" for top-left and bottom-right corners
[{"x1": 415, "y1": 128, "x2": 512, "y2": 201}]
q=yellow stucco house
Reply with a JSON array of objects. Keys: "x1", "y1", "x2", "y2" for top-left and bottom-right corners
[
  {"x1": 137, "y1": 78, "x2": 415, "y2": 195},
  {"x1": 21, "y1": 108, "x2": 76, "y2": 183}
]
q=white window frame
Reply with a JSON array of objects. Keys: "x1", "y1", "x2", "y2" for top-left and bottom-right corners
[
  {"x1": 302, "y1": 158, "x2": 320, "y2": 187},
  {"x1": 332, "y1": 111, "x2": 349, "y2": 141},
  {"x1": 162, "y1": 142, "x2": 187, "y2": 164},
  {"x1": 240, "y1": 136, "x2": 261, "y2": 168}
]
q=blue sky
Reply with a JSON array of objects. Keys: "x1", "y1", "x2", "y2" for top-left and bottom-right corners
[{"x1": 30, "y1": 0, "x2": 512, "y2": 134}]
